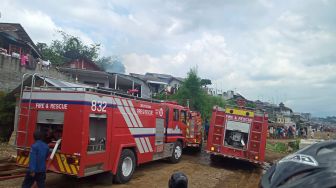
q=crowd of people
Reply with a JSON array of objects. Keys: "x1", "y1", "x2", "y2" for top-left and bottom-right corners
[{"x1": 269, "y1": 126, "x2": 313, "y2": 139}]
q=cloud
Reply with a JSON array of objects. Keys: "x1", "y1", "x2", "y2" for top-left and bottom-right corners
[
  {"x1": 123, "y1": 33, "x2": 236, "y2": 79},
  {"x1": 1, "y1": 1, "x2": 59, "y2": 44},
  {"x1": 123, "y1": 5, "x2": 336, "y2": 116},
  {"x1": 1, "y1": 0, "x2": 336, "y2": 116}
]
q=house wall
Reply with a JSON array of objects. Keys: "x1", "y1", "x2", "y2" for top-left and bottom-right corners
[
  {"x1": 140, "y1": 84, "x2": 151, "y2": 99},
  {"x1": 63, "y1": 60, "x2": 100, "y2": 71},
  {"x1": 0, "y1": 54, "x2": 70, "y2": 92},
  {"x1": 276, "y1": 114, "x2": 293, "y2": 124},
  {"x1": 73, "y1": 74, "x2": 109, "y2": 88},
  {"x1": 169, "y1": 79, "x2": 182, "y2": 89}
]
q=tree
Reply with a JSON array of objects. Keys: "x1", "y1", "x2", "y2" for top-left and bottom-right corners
[
  {"x1": 162, "y1": 68, "x2": 226, "y2": 121},
  {"x1": 174, "y1": 68, "x2": 204, "y2": 111},
  {"x1": 96, "y1": 56, "x2": 126, "y2": 73},
  {"x1": 201, "y1": 79, "x2": 212, "y2": 87},
  {"x1": 0, "y1": 92, "x2": 15, "y2": 141},
  {"x1": 37, "y1": 31, "x2": 100, "y2": 65}
]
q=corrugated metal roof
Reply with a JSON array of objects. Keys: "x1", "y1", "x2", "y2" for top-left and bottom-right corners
[{"x1": 44, "y1": 77, "x2": 93, "y2": 91}]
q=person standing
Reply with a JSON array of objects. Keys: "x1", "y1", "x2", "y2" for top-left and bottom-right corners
[
  {"x1": 22, "y1": 130, "x2": 49, "y2": 188},
  {"x1": 20, "y1": 54, "x2": 27, "y2": 67},
  {"x1": 204, "y1": 120, "x2": 209, "y2": 142}
]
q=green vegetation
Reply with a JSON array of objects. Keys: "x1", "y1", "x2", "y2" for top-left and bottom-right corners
[
  {"x1": 0, "y1": 92, "x2": 15, "y2": 142},
  {"x1": 266, "y1": 142, "x2": 288, "y2": 153},
  {"x1": 37, "y1": 31, "x2": 125, "y2": 72},
  {"x1": 200, "y1": 79, "x2": 212, "y2": 87},
  {"x1": 154, "y1": 68, "x2": 226, "y2": 120},
  {"x1": 288, "y1": 139, "x2": 300, "y2": 151},
  {"x1": 266, "y1": 139, "x2": 301, "y2": 153},
  {"x1": 37, "y1": 31, "x2": 100, "y2": 65}
]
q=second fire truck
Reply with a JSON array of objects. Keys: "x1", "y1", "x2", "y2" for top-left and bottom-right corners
[
  {"x1": 15, "y1": 76, "x2": 202, "y2": 183},
  {"x1": 185, "y1": 111, "x2": 203, "y2": 151},
  {"x1": 206, "y1": 102, "x2": 268, "y2": 164}
]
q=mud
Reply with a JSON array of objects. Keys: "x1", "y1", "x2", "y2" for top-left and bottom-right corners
[{"x1": 0, "y1": 146, "x2": 287, "y2": 188}]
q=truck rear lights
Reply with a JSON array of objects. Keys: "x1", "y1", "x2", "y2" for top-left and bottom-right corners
[
  {"x1": 20, "y1": 150, "x2": 29, "y2": 156},
  {"x1": 66, "y1": 156, "x2": 79, "y2": 165},
  {"x1": 255, "y1": 156, "x2": 259, "y2": 160},
  {"x1": 210, "y1": 146, "x2": 220, "y2": 152}
]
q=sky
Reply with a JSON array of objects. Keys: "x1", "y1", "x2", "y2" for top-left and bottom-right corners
[{"x1": 1, "y1": 0, "x2": 336, "y2": 117}]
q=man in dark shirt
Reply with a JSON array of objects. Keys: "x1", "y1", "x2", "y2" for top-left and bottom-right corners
[{"x1": 22, "y1": 130, "x2": 49, "y2": 188}]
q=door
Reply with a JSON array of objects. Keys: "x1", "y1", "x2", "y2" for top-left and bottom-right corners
[{"x1": 84, "y1": 113, "x2": 108, "y2": 176}]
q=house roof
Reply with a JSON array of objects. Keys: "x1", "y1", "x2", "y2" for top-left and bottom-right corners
[
  {"x1": 10, "y1": 75, "x2": 93, "y2": 96},
  {"x1": 109, "y1": 73, "x2": 149, "y2": 86},
  {"x1": 0, "y1": 23, "x2": 41, "y2": 57},
  {"x1": 131, "y1": 72, "x2": 184, "y2": 85},
  {"x1": 169, "y1": 76, "x2": 184, "y2": 83},
  {"x1": 145, "y1": 72, "x2": 172, "y2": 78}
]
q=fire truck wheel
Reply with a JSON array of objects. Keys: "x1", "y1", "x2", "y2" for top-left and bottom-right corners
[
  {"x1": 169, "y1": 142, "x2": 182, "y2": 163},
  {"x1": 114, "y1": 149, "x2": 136, "y2": 184}
]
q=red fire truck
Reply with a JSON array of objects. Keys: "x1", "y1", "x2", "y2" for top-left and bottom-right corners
[
  {"x1": 206, "y1": 105, "x2": 268, "y2": 164},
  {"x1": 185, "y1": 111, "x2": 203, "y2": 151},
  {"x1": 15, "y1": 78, "x2": 198, "y2": 183}
]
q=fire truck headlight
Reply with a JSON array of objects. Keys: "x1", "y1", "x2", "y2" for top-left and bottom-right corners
[
  {"x1": 211, "y1": 146, "x2": 215, "y2": 151},
  {"x1": 255, "y1": 156, "x2": 259, "y2": 160}
]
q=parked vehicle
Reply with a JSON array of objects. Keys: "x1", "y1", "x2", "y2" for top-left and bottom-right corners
[
  {"x1": 15, "y1": 75, "x2": 197, "y2": 183},
  {"x1": 206, "y1": 104, "x2": 268, "y2": 164},
  {"x1": 185, "y1": 111, "x2": 203, "y2": 151}
]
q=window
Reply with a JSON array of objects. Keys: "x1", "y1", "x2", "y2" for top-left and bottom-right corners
[
  {"x1": 180, "y1": 110, "x2": 187, "y2": 124},
  {"x1": 87, "y1": 114, "x2": 107, "y2": 152},
  {"x1": 173, "y1": 109, "x2": 179, "y2": 121}
]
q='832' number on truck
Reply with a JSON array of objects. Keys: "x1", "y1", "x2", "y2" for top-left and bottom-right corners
[{"x1": 91, "y1": 100, "x2": 107, "y2": 112}]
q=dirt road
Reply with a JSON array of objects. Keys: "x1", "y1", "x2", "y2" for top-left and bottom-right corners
[{"x1": 0, "y1": 147, "x2": 285, "y2": 188}]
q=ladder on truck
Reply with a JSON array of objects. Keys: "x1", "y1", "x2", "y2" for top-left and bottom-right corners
[
  {"x1": 15, "y1": 73, "x2": 47, "y2": 151},
  {"x1": 14, "y1": 73, "x2": 167, "y2": 150}
]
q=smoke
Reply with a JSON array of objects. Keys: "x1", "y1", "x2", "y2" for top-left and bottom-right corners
[{"x1": 98, "y1": 56, "x2": 126, "y2": 74}]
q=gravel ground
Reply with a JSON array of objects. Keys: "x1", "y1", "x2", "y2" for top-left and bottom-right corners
[{"x1": 0, "y1": 143, "x2": 287, "y2": 188}]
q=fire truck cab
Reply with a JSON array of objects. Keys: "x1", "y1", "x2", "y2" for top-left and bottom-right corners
[
  {"x1": 16, "y1": 83, "x2": 194, "y2": 183},
  {"x1": 206, "y1": 105, "x2": 268, "y2": 164},
  {"x1": 185, "y1": 111, "x2": 203, "y2": 150}
]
